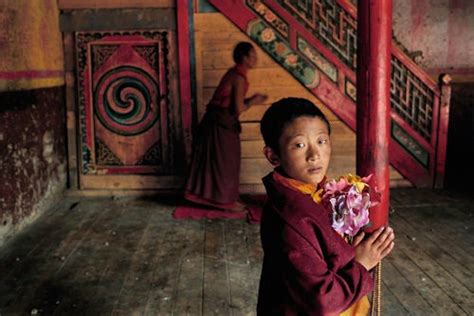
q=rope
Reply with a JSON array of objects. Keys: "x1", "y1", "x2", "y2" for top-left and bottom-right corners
[{"x1": 370, "y1": 262, "x2": 382, "y2": 316}]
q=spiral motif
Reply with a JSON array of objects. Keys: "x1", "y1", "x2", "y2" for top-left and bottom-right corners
[{"x1": 94, "y1": 66, "x2": 160, "y2": 136}]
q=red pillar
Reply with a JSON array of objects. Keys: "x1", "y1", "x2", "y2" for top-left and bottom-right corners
[{"x1": 356, "y1": 0, "x2": 392, "y2": 232}]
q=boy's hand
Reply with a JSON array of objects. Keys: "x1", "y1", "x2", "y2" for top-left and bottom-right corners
[
  {"x1": 354, "y1": 227, "x2": 395, "y2": 271},
  {"x1": 352, "y1": 231, "x2": 365, "y2": 247}
]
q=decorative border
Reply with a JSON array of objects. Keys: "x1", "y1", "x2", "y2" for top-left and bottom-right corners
[
  {"x1": 247, "y1": 19, "x2": 320, "y2": 89},
  {"x1": 246, "y1": 0, "x2": 289, "y2": 39},
  {"x1": 392, "y1": 121, "x2": 429, "y2": 168},
  {"x1": 345, "y1": 78, "x2": 356, "y2": 101},
  {"x1": 297, "y1": 36, "x2": 338, "y2": 83}
]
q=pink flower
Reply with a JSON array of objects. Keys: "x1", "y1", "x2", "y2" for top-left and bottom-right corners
[{"x1": 323, "y1": 177, "x2": 349, "y2": 197}]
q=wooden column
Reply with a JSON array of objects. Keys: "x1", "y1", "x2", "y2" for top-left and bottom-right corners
[{"x1": 356, "y1": 0, "x2": 392, "y2": 232}]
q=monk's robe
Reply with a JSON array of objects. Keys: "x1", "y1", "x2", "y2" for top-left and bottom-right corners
[
  {"x1": 184, "y1": 65, "x2": 248, "y2": 209},
  {"x1": 257, "y1": 171, "x2": 373, "y2": 315}
]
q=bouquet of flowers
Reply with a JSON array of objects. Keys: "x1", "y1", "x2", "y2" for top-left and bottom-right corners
[{"x1": 321, "y1": 174, "x2": 380, "y2": 240}]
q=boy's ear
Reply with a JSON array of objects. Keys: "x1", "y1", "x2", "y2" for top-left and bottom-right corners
[{"x1": 263, "y1": 146, "x2": 280, "y2": 166}]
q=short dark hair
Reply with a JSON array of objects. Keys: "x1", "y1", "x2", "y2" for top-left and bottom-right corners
[
  {"x1": 260, "y1": 97, "x2": 331, "y2": 154},
  {"x1": 233, "y1": 42, "x2": 254, "y2": 64}
]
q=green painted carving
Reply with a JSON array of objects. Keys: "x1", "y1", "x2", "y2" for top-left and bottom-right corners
[
  {"x1": 297, "y1": 37, "x2": 338, "y2": 82},
  {"x1": 345, "y1": 78, "x2": 356, "y2": 101},
  {"x1": 392, "y1": 121, "x2": 429, "y2": 168},
  {"x1": 247, "y1": 19, "x2": 319, "y2": 89}
]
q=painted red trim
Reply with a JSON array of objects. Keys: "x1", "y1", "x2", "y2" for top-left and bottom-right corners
[
  {"x1": 93, "y1": 35, "x2": 156, "y2": 43},
  {"x1": 177, "y1": 0, "x2": 194, "y2": 159},
  {"x1": 0, "y1": 70, "x2": 64, "y2": 79},
  {"x1": 84, "y1": 44, "x2": 94, "y2": 150},
  {"x1": 205, "y1": 1, "x2": 255, "y2": 29},
  {"x1": 338, "y1": 0, "x2": 358, "y2": 18},
  {"x1": 310, "y1": 76, "x2": 356, "y2": 130}
]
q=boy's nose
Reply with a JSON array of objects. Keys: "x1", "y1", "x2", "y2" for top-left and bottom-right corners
[{"x1": 307, "y1": 145, "x2": 320, "y2": 161}]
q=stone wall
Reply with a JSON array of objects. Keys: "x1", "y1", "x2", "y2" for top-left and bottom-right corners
[{"x1": 0, "y1": 87, "x2": 67, "y2": 246}]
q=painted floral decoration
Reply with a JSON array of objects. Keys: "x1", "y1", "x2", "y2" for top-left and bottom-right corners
[
  {"x1": 264, "y1": 11, "x2": 277, "y2": 23},
  {"x1": 261, "y1": 28, "x2": 276, "y2": 42},
  {"x1": 285, "y1": 53, "x2": 299, "y2": 67}
]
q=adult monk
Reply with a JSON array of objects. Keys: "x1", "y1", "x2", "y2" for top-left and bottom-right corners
[{"x1": 184, "y1": 42, "x2": 268, "y2": 212}]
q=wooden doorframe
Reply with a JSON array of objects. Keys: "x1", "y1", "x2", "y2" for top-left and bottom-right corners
[{"x1": 177, "y1": 0, "x2": 196, "y2": 164}]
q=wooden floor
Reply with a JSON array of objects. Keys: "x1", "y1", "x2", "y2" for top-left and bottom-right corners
[{"x1": 0, "y1": 189, "x2": 473, "y2": 315}]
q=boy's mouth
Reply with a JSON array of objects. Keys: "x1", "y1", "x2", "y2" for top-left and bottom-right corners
[{"x1": 307, "y1": 167, "x2": 322, "y2": 174}]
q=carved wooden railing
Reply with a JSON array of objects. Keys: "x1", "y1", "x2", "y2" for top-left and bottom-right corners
[{"x1": 207, "y1": 0, "x2": 451, "y2": 187}]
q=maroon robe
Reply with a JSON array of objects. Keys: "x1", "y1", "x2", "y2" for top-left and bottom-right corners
[
  {"x1": 257, "y1": 171, "x2": 374, "y2": 315},
  {"x1": 184, "y1": 65, "x2": 248, "y2": 208}
]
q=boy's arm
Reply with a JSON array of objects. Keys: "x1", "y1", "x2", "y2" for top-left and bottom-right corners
[{"x1": 283, "y1": 225, "x2": 374, "y2": 315}]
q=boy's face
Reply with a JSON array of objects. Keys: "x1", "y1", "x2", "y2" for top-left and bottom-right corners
[{"x1": 265, "y1": 116, "x2": 331, "y2": 185}]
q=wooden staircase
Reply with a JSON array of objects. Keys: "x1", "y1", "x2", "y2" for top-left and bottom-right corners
[{"x1": 207, "y1": 0, "x2": 451, "y2": 188}]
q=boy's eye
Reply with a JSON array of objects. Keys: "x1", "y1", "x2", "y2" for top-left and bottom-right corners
[
  {"x1": 318, "y1": 138, "x2": 329, "y2": 144},
  {"x1": 295, "y1": 143, "x2": 305, "y2": 148}
]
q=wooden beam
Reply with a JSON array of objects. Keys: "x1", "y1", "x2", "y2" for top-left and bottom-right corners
[
  {"x1": 58, "y1": 0, "x2": 174, "y2": 9},
  {"x1": 59, "y1": 8, "x2": 176, "y2": 31},
  {"x1": 434, "y1": 74, "x2": 452, "y2": 188}
]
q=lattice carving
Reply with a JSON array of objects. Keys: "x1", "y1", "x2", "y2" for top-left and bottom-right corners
[
  {"x1": 277, "y1": 0, "x2": 357, "y2": 69},
  {"x1": 391, "y1": 57, "x2": 433, "y2": 140}
]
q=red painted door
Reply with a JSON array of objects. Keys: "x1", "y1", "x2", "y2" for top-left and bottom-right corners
[{"x1": 75, "y1": 31, "x2": 183, "y2": 189}]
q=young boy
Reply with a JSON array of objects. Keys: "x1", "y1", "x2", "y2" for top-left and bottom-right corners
[{"x1": 258, "y1": 98, "x2": 395, "y2": 315}]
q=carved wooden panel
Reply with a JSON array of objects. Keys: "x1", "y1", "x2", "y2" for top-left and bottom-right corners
[{"x1": 76, "y1": 31, "x2": 175, "y2": 175}]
